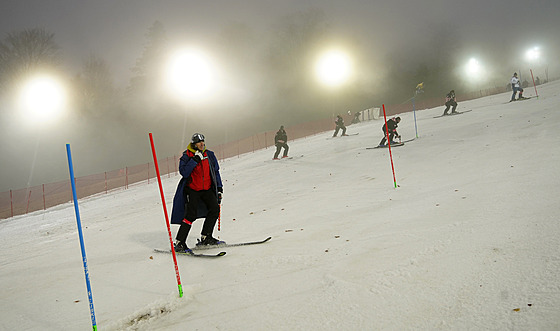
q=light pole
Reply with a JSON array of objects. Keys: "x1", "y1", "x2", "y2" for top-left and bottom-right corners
[
  {"x1": 164, "y1": 47, "x2": 217, "y2": 149},
  {"x1": 17, "y1": 74, "x2": 67, "y2": 188},
  {"x1": 314, "y1": 49, "x2": 353, "y2": 124}
]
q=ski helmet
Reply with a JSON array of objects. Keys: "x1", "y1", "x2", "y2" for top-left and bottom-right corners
[{"x1": 191, "y1": 133, "x2": 205, "y2": 144}]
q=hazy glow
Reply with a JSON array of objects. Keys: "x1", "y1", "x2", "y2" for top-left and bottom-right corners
[
  {"x1": 465, "y1": 58, "x2": 482, "y2": 76},
  {"x1": 315, "y1": 50, "x2": 352, "y2": 87},
  {"x1": 164, "y1": 48, "x2": 215, "y2": 101},
  {"x1": 525, "y1": 47, "x2": 540, "y2": 61},
  {"x1": 18, "y1": 75, "x2": 66, "y2": 124}
]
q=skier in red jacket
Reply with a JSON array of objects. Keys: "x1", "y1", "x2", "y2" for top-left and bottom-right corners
[{"x1": 171, "y1": 133, "x2": 224, "y2": 254}]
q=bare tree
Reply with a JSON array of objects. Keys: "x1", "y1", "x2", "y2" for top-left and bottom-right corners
[
  {"x1": 127, "y1": 21, "x2": 168, "y2": 98},
  {"x1": 74, "y1": 54, "x2": 117, "y2": 117},
  {"x1": 0, "y1": 28, "x2": 61, "y2": 90}
]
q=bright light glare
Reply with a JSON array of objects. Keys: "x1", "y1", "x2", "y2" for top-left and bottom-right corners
[
  {"x1": 164, "y1": 48, "x2": 215, "y2": 100},
  {"x1": 465, "y1": 58, "x2": 482, "y2": 76},
  {"x1": 315, "y1": 50, "x2": 352, "y2": 87},
  {"x1": 18, "y1": 75, "x2": 66, "y2": 124},
  {"x1": 525, "y1": 47, "x2": 540, "y2": 61}
]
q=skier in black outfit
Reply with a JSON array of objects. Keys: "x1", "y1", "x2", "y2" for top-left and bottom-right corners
[
  {"x1": 273, "y1": 125, "x2": 289, "y2": 160},
  {"x1": 442, "y1": 90, "x2": 458, "y2": 115},
  {"x1": 378, "y1": 117, "x2": 401, "y2": 146},
  {"x1": 333, "y1": 115, "x2": 348, "y2": 137}
]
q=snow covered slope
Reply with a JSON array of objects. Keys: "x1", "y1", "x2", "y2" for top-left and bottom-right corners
[{"x1": 1, "y1": 81, "x2": 559, "y2": 330}]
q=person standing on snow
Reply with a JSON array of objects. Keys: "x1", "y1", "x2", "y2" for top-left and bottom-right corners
[
  {"x1": 273, "y1": 125, "x2": 289, "y2": 160},
  {"x1": 170, "y1": 133, "x2": 224, "y2": 254},
  {"x1": 378, "y1": 116, "x2": 401, "y2": 146},
  {"x1": 442, "y1": 90, "x2": 458, "y2": 115},
  {"x1": 332, "y1": 115, "x2": 348, "y2": 137},
  {"x1": 510, "y1": 72, "x2": 526, "y2": 102}
]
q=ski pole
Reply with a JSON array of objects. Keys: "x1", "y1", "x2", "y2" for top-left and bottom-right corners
[
  {"x1": 66, "y1": 144, "x2": 98, "y2": 331},
  {"x1": 148, "y1": 133, "x2": 183, "y2": 298}
]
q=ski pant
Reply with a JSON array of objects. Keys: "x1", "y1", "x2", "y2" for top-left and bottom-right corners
[
  {"x1": 379, "y1": 130, "x2": 396, "y2": 145},
  {"x1": 511, "y1": 86, "x2": 523, "y2": 100},
  {"x1": 444, "y1": 100, "x2": 457, "y2": 114},
  {"x1": 176, "y1": 187, "x2": 220, "y2": 243},
  {"x1": 273, "y1": 142, "x2": 289, "y2": 158},
  {"x1": 333, "y1": 125, "x2": 346, "y2": 137}
]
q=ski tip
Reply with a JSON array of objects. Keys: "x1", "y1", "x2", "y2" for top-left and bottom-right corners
[{"x1": 217, "y1": 251, "x2": 227, "y2": 256}]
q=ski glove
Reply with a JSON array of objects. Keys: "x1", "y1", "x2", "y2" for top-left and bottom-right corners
[
  {"x1": 217, "y1": 187, "x2": 223, "y2": 204},
  {"x1": 193, "y1": 150, "x2": 204, "y2": 163}
]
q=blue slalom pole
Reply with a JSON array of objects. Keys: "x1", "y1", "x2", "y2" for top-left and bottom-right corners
[{"x1": 66, "y1": 144, "x2": 98, "y2": 331}]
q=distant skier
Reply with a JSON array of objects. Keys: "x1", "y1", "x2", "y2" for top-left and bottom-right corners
[
  {"x1": 510, "y1": 73, "x2": 526, "y2": 101},
  {"x1": 273, "y1": 125, "x2": 289, "y2": 160},
  {"x1": 351, "y1": 111, "x2": 361, "y2": 124},
  {"x1": 378, "y1": 117, "x2": 401, "y2": 146},
  {"x1": 333, "y1": 115, "x2": 348, "y2": 137},
  {"x1": 442, "y1": 90, "x2": 458, "y2": 115},
  {"x1": 170, "y1": 133, "x2": 225, "y2": 254}
]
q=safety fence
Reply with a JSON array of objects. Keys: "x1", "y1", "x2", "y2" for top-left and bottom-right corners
[{"x1": 0, "y1": 86, "x2": 507, "y2": 219}]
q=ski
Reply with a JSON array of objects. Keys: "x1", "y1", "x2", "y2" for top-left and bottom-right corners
[
  {"x1": 193, "y1": 236, "x2": 272, "y2": 251},
  {"x1": 153, "y1": 248, "x2": 226, "y2": 258},
  {"x1": 328, "y1": 133, "x2": 359, "y2": 139},
  {"x1": 367, "y1": 142, "x2": 404, "y2": 149},
  {"x1": 433, "y1": 109, "x2": 472, "y2": 118},
  {"x1": 511, "y1": 97, "x2": 532, "y2": 102}
]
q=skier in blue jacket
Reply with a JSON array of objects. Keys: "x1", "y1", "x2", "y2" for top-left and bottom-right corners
[{"x1": 170, "y1": 133, "x2": 224, "y2": 253}]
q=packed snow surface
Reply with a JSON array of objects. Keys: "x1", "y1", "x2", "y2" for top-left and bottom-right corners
[{"x1": 1, "y1": 81, "x2": 559, "y2": 330}]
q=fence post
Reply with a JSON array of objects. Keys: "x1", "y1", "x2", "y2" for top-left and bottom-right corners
[
  {"x1": 125, "y1": 167, "x2": 128, "y2": 189},
  {"x1": 10, "y1": 190, "x2": 13, "y2": 218},
  {"x1": 26, "y1": 190, "x2": 32, "y2": 214}
]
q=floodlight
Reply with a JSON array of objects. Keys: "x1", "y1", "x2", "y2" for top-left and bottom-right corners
[
  {"x1": 315, "y1": 50, "x2": 353, "y2": 88},
  {"x1": 164, "y1": 48, "x2": 215, "y2": 101},
  {"x1": 18, "y1": 75, "x2": 67, "y2": 125}
]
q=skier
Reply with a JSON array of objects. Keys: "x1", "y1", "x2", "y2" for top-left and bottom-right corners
[
  {"x1": 378, "y1": 117, "x2": 401, "y2": 146},
  {"x1": 273, "y1": 125, "x2": 289, "y2": 160},
  {"x1": 510, "y1": 73, "x2": 526, "y2": 101},
  {"x1": 442, "y1": 90, "x2": 458, "y2": 115},
  {"x1": 333, "y1": 115, "x2": 348, "y2": 137},
  {"x1": 170, "y1": 133, "x2": 224, "y2": 254}
]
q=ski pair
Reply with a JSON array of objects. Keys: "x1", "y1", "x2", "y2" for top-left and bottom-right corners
[{"x1": 154, "y1": 236, "x2": 272, "y2": 258}]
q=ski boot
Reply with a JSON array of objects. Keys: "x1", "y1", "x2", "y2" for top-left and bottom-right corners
[
  {"x1": 174, "y1": 240, "x2": 193, "y2": 254},
  {"x1": 196, "y1": 235, "x2": 226, "y2": 247}
]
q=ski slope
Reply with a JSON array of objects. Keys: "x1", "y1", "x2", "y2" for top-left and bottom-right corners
[{"x1": 1, "y1": 81, "x2": 559, "y2": 330}]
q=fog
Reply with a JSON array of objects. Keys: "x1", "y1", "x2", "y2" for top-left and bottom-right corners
[{"x1": 1, "y1": 0, "x2": 559, "y2": 191}]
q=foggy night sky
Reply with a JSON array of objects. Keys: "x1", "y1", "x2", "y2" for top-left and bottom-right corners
[{"x1": 0, "y1": 0, "x2": 559, "y2": 191}]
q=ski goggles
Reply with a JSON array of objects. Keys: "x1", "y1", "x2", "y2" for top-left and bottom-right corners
[{"x1": 191, "y1": 133, "x2": 205, "y2": 143}]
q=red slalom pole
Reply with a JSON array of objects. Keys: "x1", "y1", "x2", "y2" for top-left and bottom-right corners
[
  {"x1": 218, "y1": 207, "x2": 221, "y2": 231},
  {"x1": 148, "y1": 133, "x2": 183, "y2": 298},
  {"x1": 382, "y1": 105, "x2": 398, "y2": 188},
  {"x1": 530, "y1": 69, "x2": 539, "y2": 99}
]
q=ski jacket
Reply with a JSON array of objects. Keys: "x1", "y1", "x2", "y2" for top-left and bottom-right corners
[
  {"x1": 383, "y1": 118, "x2": 399, "y2": 134},
  {"x1": 170, "y1": 144, "x2": 222, "y2": 224},
  {"x1": 275, "y1": 129, "x2": 288, "y2": 145},
  {"x1": 511, "y1": 76, "x2": 520, "y2": 88},
  {"x1": 445, "y1": 91, "x2": 456, "y2": 102},
  {"x1": 335, "y1": 116, "x2": 345, "y2": 127}
]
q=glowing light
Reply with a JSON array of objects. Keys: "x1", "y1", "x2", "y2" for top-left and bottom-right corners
[
  {"x1": 525, "y1": 47, "x2": 540, "y2": 61},
  {"x1": 164, "y1": 48, "x2": 215, "y2": 101},
  {"x1": 315, "y1": 50, "x2": 353, "y2": 87},
  {"x1": 18, "y1": 75, "x2": 66, "y2": 124},
  {"x1": 465, "y1": 58, "x2": 481, "y2": 75}
]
